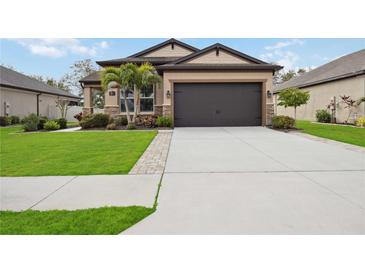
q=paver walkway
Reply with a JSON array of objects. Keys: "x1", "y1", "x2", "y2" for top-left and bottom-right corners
[{"x1": 129, "y1": 130, "x2": 172, "y2": 174}]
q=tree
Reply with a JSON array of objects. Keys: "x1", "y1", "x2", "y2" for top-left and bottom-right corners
[
  {"x1": 62, "y1": 59, "x2": 97, "y2": 96},
  {"x1": 55, "y1": 97, "x2": 71, "y2": 119},
  {"x1": 280, "y1": 70, "x2": 296, "y2": 82},
  {"x1": 278, "y1": 87, "x2": 310, "y2": 120},
  {"x1": 29, "y1": 75, "x2": 70, "y2": 92},
  {"x1": 92, "y1": 90, "x2": 105, "y2": 109},
  {"x1": 297, "y1": 68, "x2": 307, "y2": 75},
  {"x1": 101, "y1": 63, "x2": 161, "y2": 125},
  {"x1": 339, "y1": 95, "x2": 358, "y2": 123}
]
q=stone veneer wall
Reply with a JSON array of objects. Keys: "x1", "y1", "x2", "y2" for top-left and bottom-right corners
[
  {"x1": 104, "y1": 106, "x2": 120, "y2": 117},
  {"x1": 162, "y1": 105, "x2": 172, "y2": 116},
  {"x1": 266, "y1": 103, "x2": 274, "y2": 126}
]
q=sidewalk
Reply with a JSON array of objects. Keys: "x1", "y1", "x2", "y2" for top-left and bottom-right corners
[{"x1": 0, "y1": 174, "x2": 160, "y2": 211}]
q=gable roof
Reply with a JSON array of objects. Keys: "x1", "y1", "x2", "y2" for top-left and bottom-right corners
[
  {"x1": 96, "y1": 57, "x2": 179, "y2": 67},
  {"x1": 273, "y1": 48, "x2": 365, "y2": 92},
  {"x1": 171, "y1": 43, "x2": 268, "y2": 65},
  {"x1": 0, "y1": 66, "x2": 80, "y2": 99},
  {"x1": 128, "y1": 38, "x2": 199, "y2": 58}
]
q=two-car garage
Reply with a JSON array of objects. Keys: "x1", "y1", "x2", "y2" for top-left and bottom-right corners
[{"x1": 173, "y1": 82, "x2": 262, "y2": 127}]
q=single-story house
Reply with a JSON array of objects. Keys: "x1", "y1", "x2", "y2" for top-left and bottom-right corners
[
  {"x1": 80, "y1": 39, "x2": 282, "y2": 127},
  {"x1": 273, "y1": 49, "x2": 365, "y2": 123},
  {"x1": 0, "y1": 65, "x2": 80, "y2": 118}
]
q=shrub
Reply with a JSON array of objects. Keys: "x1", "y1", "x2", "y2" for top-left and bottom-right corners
[
  {"x1": 114, "y1": 116, "x2": 128, "y2": 126},
  {"x1": 127, "y1": 123, "x2": 136, "y2": 130},
  {"x1": 74, "y1": 112, "x2": 83, "y2": 121},
  {"x1": 272, "y1": 115, "x2": 295, "y2": 129},
  {"x1": 136, "y1": 115, "x2": 157, "y2": 128},
  {"x1": 80, "y1": 113, "x2": 110, "y2": 129},
  {"x1": 315, "y1": 109, "x2": 331, "y2": 123},
  {"x1": 22, "y1": 114, "x2": 39, "y2": 132},
  {"x1": 106, "y1": 123, "x2": 117, "y2": 130},
  {"x1": 37, "y1": 116, "x2": 48, "y2": 130},
  {"x1": 10, "y1": 115, "x2": 20, "y2": 124},
  {"x1": 44, "y1": 120, "x2": 61, "y2": 130},
  {"x1": 156, "y1": 116, "x2": 172, "y2": 128},
  {"x1": 56, "y1": 118, "x2": 67, "y2": 129},
  {"x1": 355, "y1": 117, "x2": 365, "y2": 127},
  {"x1": 0, "y1": 116, "x2": 12, "y2": 126}
]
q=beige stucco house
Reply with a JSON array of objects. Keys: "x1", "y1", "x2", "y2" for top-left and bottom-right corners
[
  {"x1": 0, "y1": 66, "x2": 80, "y2": 118},
  {"x1": 273, "y1": 49, "x2": 365, "y2": 123},
  {"x1": 80, "y1": 39, "x2": 282, "y2": 127}
]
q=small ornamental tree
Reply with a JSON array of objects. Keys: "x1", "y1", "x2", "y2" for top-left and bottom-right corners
[
  {"x1": 278, "y1": 87, "x2": 310, "y2": 120},
  {"x1": 56, "y1": 98, "x2": 71, "y2": 119},
  {"x1": 339, "y1": 95, "x2": 357, "y2": 123}
]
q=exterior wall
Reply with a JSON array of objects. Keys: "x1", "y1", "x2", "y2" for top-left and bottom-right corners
[
  {"x1": 1, "y1": 87, "x2": 37, "y2": 117},
  {"x1": 0, "y1": 86, "x2": 78, "y2": 118},
  {"x1": 185, "y1": 50, "x2": 252, "y2": 64},
  {"x1": 274, "y1": 75, "x2": 365, "y2": 123},
  {"x1": 143, "y1": 44, "x2": 194, "y2": 57},
  {"x1": 162, "y1": 71, "x2": 273, "y2": 126}
]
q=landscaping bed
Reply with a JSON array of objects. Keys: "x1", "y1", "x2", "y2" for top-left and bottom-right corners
[
  {"x1": 0, "y1": 206, "x2": 154, "y2": 235},
  {"x1": 0, "y1": 126, "x2": 157, "y2": 176}
]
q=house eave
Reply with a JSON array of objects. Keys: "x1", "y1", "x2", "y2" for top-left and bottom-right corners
[{"x1": 273, "y1": 70, "x2": 365, "y2": 94}]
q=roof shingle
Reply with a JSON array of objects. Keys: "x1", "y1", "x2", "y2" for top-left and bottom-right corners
[
  {"x1": 0, "y1": 65, "x2": 80, "y2": 99},
  {"x1": 273, "y1": 49, "x2": 365, "y2": 92}
]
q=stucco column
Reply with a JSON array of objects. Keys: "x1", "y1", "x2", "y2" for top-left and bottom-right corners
[
  {"x1": 162, "y1": 74, "x2": 172, "y2": 117},
  {"x1": 104, "y1": 82, "x2": 120, "y2": 116},
  {"x1": 82, "y1": 87, "x2": 93, "y2": 115}
]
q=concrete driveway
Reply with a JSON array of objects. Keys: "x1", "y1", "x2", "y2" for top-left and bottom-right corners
[{"x1": 124, "y1": 127, "x2": 365, "y2": 234}]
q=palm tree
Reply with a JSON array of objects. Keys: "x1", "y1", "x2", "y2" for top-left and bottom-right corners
[
  {"x1": 101, "y1": 63, "x2": 160, "y2": 125},
  {"x1": 134, "y1": 63, "x2": 161, "y2": 117}
]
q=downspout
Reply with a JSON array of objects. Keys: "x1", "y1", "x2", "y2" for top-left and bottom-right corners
[{"x1": 36, "y1": 93, "x2": 41, "y2": 116}]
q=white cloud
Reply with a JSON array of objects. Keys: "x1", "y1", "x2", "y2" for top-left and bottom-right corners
[
  {"x1": 97, "y1": 41, "x2": 109, "y2": 49},
  {"x1": 264, "y1": 39, "x2": 304, "y2": 50},
  {"x1": 11, "y1": 38, "x2": 108, "y2": 58},
  {"x1": 261, "y1": 39, "x2": 305, "y2": 71}
]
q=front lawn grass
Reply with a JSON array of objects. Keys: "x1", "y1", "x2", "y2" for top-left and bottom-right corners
[
  {"x1": 0, "y1": 206, "x2": 154, "y2": 235},
  {"x1": 0, "y1": 126, "x2": 157, "y2": 176},
  {"x1": 296, "y1": 120, "x2": 365, "y2": 147}
]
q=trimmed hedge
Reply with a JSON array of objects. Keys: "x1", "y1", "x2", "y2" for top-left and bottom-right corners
[
  {"x1": 44, "y1": 120, "x2": 61, "y2": 130},
  {"x1": 10, "y1": 115, "x2": 20, "y2": 124},
  {"x1": 272, "y1": 115, "x2": 295, "y2": 129},
  {"x1": 315, "y1": 109, "x2": 331, "y2": 123},
  {"x1": 0, "y1": 116, "x2": 12, "y2": 126},
  {"x1": 22, "y1": 114, "x2": 40, "y2": 132},
  {"x1": 80, "y1": 113, "x2": 110, "y2": 129},
  {"x1": 355, "y1": 117, "x2": 365, "y2": 127},
  {"x1": 156, "y1": 116, "x2": 172, "y2": 128},
  {"x1": 56, "y1": 118, "x2": 67, "y2": 129}
]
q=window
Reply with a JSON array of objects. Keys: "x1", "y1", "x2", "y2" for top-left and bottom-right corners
[
  {"x1": 120, "y1": 85, "x2": 154, "y2": 113},
  {"x1": 140, "y1": 85, "x2": 154, "y2": 112},
  {"x1": 120, "y1": 89, "x2": 134, "y2": 112}
]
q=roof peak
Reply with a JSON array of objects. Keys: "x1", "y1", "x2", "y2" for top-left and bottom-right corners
[
  {"x1": 171, "y1": 42, "x2": 268, "y2": 65},
  {"x1": 128, "y1": 38, "x2": 199, "y2": 58}
]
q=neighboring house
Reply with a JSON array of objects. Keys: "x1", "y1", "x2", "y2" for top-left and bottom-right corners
[
  {"x1": 0, "y1": 65, "x2": 80, "y2": 118},
  {"x1": 80, "y1": 39, "x2": 282, "y2": 127},
  {"x1": 273, "y1": 49, "x2": 365, "y2": 123}
]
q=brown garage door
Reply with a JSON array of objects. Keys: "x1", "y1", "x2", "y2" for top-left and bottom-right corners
[{"x1": 174, "y1": 83, "x2": 262, "y2": 127}]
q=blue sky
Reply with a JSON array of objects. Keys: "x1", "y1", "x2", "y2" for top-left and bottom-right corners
[{"x1": 1, "y1": 38, "x2": 364, "y2": 79}]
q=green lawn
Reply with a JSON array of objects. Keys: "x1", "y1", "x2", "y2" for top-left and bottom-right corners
[
  {"x1": 296, "y1": 120, "x2": 365, "y2": 147},
  {"x1": 0, "y1": 206, "x2": 155, "y2": 235},
  {"x1": 0, "y1": 126, "x2": 157, "y2": 176}
]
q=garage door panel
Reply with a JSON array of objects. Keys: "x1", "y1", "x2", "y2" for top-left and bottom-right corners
[{"x1": 174, "y1": 83, "x2": 262, "y2": 127}]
